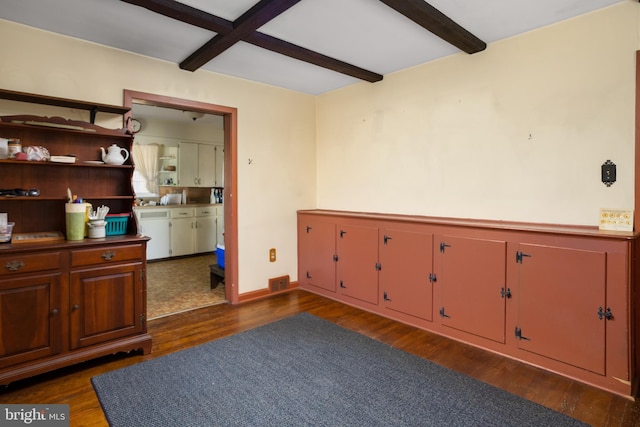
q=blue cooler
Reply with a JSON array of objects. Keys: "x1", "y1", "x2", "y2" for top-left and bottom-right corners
[{"x1": 216, "y1": 244, "x2": 225, "y2": 269}]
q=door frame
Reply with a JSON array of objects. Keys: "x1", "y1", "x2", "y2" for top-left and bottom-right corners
[{"x1": 123, "y1": 90, "x2": 239, "y2": 304}]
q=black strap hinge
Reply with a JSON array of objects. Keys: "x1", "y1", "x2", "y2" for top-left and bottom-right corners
[
  {"x1": 440, "y1": 242, "x2": 451, "y2": 253},
  {"x1": 429, "y1": 273, "x2": 437, "y2": 283},
  {"x1": 515, "y1": 326, "x2": 530, "y2": 341},
  {"x1": 439, "y1": 307, "x2": 450, "y2": 318},
  {"x1": 597, "y1": 306, "x2": 613, "y2": 320},
  {"x1": 515, "y1": 251, "x2": 532, "y2": 264}
]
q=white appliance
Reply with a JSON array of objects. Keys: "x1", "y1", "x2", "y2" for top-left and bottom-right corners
[{"x1": 136, "y1": 208, "x2": 171, "y2": 260}]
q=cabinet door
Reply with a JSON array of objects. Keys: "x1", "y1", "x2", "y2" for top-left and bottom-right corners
[
  {"x1": 170, "y1": 218, "x2": 195, "y2": 257},
  {"x1": 435, "y1": 235, "x2": 507, "y2": 343},
  {"x1": 298, "y1": 217, "x2": 336, "y2": 292},
  {"x1": 379, "y1": 228, "x2": 433, "y2": 321},
  {"x1": 337, "y1": 224, "x2": 379, "y2": 305},
  {"x1": 515, "y1": 244, "x2": 606, "y2": 374},
  {"x1": 195, "y1": 216, "x2": 217, "y2": 253},
  {"x1": 0, "y1": 273, "x2": 62, "y2": 369},
  {"x1": 69, "y1": 263, "x2": 144, "y2": 349},
  {"x1": 214, "y1": 145, "x2": 224, "y2": 187},
  {"x1": 178, "y1": 142, "x2": 198, "y2": 186},
  {"x1": 198, "y1": 144, "x2": 216, "y2": 187},
  {"x1": 216, "y1": 213, "x2": 224, "y2": 247}
]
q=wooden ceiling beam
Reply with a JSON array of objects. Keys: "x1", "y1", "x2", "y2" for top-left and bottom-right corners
[
  {"x1": 120, "y1": 0, "x2": 232, "y2": 33},
  {"x1": 179, "y1": 0, "x2": 303, "y2": 72},
  {"x1": 121, "y1": 0, "x2": 382, "y2": 82},
  {"x1": 246, "y1": 32, "x2": 383, "y2": 82},
  {"x1": 379, "y1": 0, "x2": 486, "y2": 54}
]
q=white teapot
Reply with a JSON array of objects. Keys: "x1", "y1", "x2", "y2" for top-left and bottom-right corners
[{"x1": 100, "y1": 144, "x2": 129, "y2": 165}]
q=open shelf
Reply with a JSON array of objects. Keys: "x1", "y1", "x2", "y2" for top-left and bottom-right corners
[{"x1": 0, "y1": 88, "x2": 130, "y2": 123}]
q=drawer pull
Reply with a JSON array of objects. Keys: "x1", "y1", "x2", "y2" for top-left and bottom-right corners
[
  {"x1": 5, "y1": 260, "x2": 24, "y2": 271},
  {"x1": 51, "y1": 308, "x2": 59, "y2": 316},
  {"x1": 102, "y1": 250, "x2": 116, "y2": 261},
  {"x1": 72, "y1": 304, "x2": 80, "y2": 311}
]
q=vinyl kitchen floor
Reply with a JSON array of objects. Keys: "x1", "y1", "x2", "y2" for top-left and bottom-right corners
[{"x1": 146, "y1": 253, "x2": 227, "y2": 319}]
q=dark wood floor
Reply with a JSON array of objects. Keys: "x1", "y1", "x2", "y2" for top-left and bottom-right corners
[{"x1": 1, "y1": 290, "x2": 639, "y2": 426}]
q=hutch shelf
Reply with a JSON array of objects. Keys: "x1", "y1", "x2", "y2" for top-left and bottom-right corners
[{"x1": 0, "y1": 89, "x2": 151, "y2": 385}]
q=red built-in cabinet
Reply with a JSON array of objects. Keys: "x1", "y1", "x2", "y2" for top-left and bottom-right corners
[
  {"x1": 336, "y1": 224, "x2": 379, "y2": 306},
  {"x1": 379, "y1": 227, "x2": 433, "y2": 322},
  {"x1": 297, "y1": 210, "x2": 639, "y2": 398},
  {"x1": 297, "y1": 218, "x2": 336, "y2": 293},
  {"x1": 435, "y1": 235, "x2": 507, "y2": 344}
]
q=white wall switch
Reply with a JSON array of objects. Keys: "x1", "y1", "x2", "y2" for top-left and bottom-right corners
[{"x1": 599, "y1": 209, "x2": 633, "y2": 232}]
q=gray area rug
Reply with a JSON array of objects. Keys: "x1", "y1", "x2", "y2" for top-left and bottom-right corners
[{"x1": 92, "y1": 313, "x2": 588, "y2": 426}]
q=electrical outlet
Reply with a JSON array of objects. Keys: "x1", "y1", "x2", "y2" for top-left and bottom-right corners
[
  {"x1": 269, "y1": 248, "x2": 276, "y2": 262},
  {"x1": 599, "y1": 209, "x2": 633, "y2": 231}
]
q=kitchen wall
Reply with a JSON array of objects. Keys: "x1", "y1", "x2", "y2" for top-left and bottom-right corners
[
  {"x1": 316, "y1": 2, "x2": 640, "y2": 226},
  {"x1": 132, "y1": 113, "x2": 223, "y2": 201},
  {"x1": 0, "y1": 18, "x2": 316, "y2": 294}
]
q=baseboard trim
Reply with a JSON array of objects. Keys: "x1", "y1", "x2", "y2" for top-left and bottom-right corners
[{"x1": 238, "y1": 281, "x2": 299, "y2": 303}]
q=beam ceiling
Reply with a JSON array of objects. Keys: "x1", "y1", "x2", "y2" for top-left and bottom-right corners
[{"x1": 121, "y1": 0, "x2": 486, "y2": 83}]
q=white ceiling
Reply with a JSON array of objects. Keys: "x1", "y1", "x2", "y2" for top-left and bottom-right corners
[{"x1": 0, "y1": 0, "x2": 627, "y2": 96}]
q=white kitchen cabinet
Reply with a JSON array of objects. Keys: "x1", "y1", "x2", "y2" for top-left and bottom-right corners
[
  {"x1": 136, "y1": 208, "x2": 171, "y2": 260},
  {"x1": 198, "y1": 144, "x2": 216, "y2": 187},
  {"x1": 194, "y1": 206, "x2": 217, "y2": 253},
  {"x1": 170, "y1": 207, "x2": 195, "y2": 257},
  {"x1": 216, "y1": 205, "x2": 224, "y2": 246},
  {"x1": 214, "y1": 145, "x2": 224, "y2": 187},
  {"x1": 178, "y1": 142, "x2": 216, "y2": 187},
  {"x1": 168, "y1": 206, "x2": 219, "y2": 256},
  {"x1": 178, "y1": 142, "x2": 197, "y2": 186}
]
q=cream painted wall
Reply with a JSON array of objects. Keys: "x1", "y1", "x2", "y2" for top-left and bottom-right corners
[
  {"x1": 316, "y1": 2, "x2": 640, "y2": 226},
  {"x1": 0, "y1": 19, "x2": 317, "y2": 293}
]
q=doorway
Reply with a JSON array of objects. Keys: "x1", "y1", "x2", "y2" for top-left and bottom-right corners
[{"x1": 123, "y1": 90, "x2": 238, "y2": 305}]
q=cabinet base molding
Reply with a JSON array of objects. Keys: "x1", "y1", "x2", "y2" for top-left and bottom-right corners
[
  {"x1": 0, "y1": 334, "x2": 152, "y2": 385},
  {"x1": 298, "y1": 209, "x2": 639, "y2": 398}
]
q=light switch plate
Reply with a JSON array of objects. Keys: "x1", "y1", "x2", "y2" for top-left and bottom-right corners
[{"x1": 599, "y1": 209, "x2": 633, "y2": 231}]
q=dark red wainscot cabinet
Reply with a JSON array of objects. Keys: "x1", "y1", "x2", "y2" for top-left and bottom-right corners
[{"x1": 297, "y1": 209, "x2": 638, "y2": 398}]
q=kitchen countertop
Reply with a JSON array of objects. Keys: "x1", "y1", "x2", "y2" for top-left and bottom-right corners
[{"x1": 135, "y1": 203, "x2": 222, "y2": 210}]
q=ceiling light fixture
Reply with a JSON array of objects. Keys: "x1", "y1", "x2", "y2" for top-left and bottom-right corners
[{"x1": 184, "y1": 111, "x2": 205, "y2": 121}]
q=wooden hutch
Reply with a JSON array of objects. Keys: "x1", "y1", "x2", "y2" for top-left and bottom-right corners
[{"x1": 0, "y1": 89, "x2": 151, "y2": 385}]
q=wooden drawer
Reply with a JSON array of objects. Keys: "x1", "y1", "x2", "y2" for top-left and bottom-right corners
[
  {"x1": 70, "y1": 244, "x2": 143, "y2": 268},
  {"x1": 0, "y1": 251, "x2": 62, "y2": 276},
  {"x1": 195, "y1": 206, "x2": 215, "y2": 217},
  {"x1": 171, "y1": 207, "x2": 194, "y2": 218}
]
